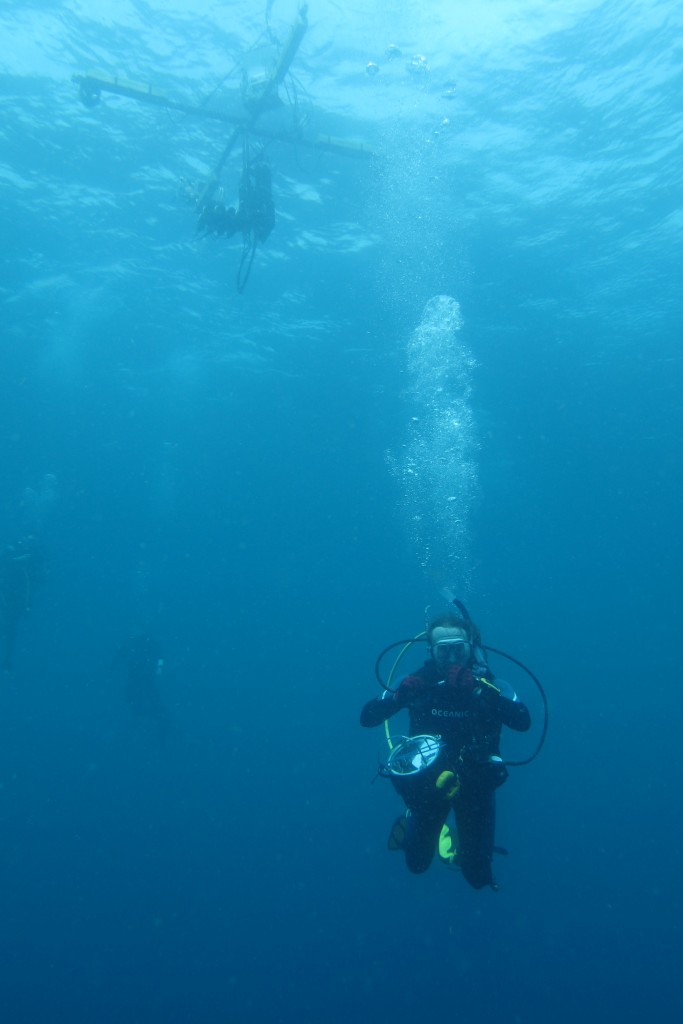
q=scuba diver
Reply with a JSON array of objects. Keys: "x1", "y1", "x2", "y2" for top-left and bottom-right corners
[
  {"x1": 195, "y1": 144, "x2": 275, "y2": 292},
  {"x1": 112, "y1": 631, "x2": 171, "y2": 746},
  {"x1": 361, "y1": 608, "x2": 532, "y2": 891},
  {"x1": 0, "y1": 535, "x2": 46, "y2": 674}
]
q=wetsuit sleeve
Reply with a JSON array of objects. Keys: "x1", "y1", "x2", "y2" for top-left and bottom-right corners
[
  {"x1": 498, "y1": 695, "x2": 531, "y2": 731},
  {"x1": 360, "y1": 689, "x2": 402, "y2": 728},
  {"x1": 492, "y1": 678, "x2": 531, "y2": 731},
  {"x1": 360, "y1": 674, "x2": 429, "y2": 727}
]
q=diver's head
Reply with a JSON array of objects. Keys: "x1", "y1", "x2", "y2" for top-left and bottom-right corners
[{"x1": 428, "y1": 613, "x2": 476, "y2": 669}]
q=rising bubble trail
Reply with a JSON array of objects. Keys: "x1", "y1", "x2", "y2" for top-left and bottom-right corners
[{"x1": 389, "y1": 295, "x2": 478, "y2": 593}]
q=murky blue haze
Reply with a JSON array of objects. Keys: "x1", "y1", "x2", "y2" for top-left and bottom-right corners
[{"x1": 1, "y1": 1, "x2": 682, "y2": 1021}]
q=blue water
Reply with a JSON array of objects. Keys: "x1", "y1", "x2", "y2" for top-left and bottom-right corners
[{"x1": 1, "y1": 0, "x2": 682, "y2": 1020}]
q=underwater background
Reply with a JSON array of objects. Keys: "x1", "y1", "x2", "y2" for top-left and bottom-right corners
[{"x1": 1, "y1": 1, "x2": 682, "y2": 1021}]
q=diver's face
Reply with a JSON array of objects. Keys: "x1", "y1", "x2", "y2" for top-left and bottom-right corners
[{"x1": 430, "y1": 626, "x2": 471, "y2": 669}]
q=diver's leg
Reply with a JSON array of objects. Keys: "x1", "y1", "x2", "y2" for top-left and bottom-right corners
[
  {"x1": 404, "y1": 800, "x2": 450, "y2": 874},
  {"x1": 454, "y1": 786, "x2": 496, "y2": 889}
]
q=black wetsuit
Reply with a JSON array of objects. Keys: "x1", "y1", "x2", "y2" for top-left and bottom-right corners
[{"x1": 361, "y1": 660, "x2": 530, "y2": 889}]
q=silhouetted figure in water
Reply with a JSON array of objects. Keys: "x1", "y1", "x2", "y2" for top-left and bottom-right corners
[
  {"x1": 113, "y1": 632, "x2": 171, "y2": 745},
  {"x1": 196, "y1": 161, "x2": 275, "y2": 243},
  {"x1": 193, "y1": 154, "x2": 275, "y2": 292},
  {"x1": 0, "y1": 535, "x2": 46, "y2": 674}
]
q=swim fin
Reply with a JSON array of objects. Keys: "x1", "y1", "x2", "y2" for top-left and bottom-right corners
[{"x1": 438, "y1": 823, "x2": 460, "y2": 868}]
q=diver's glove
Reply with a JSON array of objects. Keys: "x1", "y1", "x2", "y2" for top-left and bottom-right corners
[{"x1": 445, "y1": 666, "x2": 475, "y2": 693}]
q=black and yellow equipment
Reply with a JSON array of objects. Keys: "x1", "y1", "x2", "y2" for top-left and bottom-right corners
[{"x1": 72, "y1": 4, "x2": 377, "y2": 290}]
